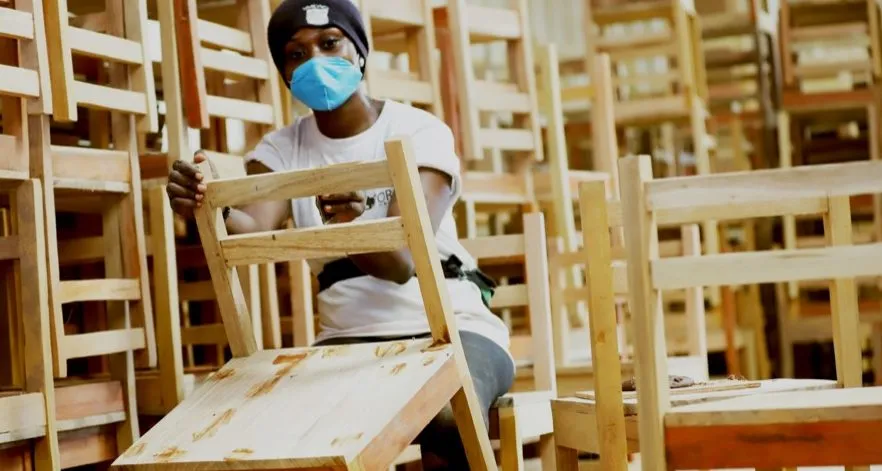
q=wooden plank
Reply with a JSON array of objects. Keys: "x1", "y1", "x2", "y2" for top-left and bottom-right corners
[
  {"x1": 0, "y1": 8, "x2": 34, "y2": 40},
  {"x1": 653, "y1": 243, "x2": 882, "y2": 290},
  {"x1": 478, "y1": 128, "x2": 535, "y2": 151},
  {"x1": 221, "y1": 218, "x2": 406, "y2": 266},
  {"x1": 576, "y1": 379, "x2": 762, "y2": 401},
  {"x1": 73, "y1": 81, "x2": 148, "y2": 115},
  {"x1": 460, "y1": 172, "x2": 530, "y2": 204},
  {"x1": 57, "y1": 279, "x2": 141, "y2": 304},
  {"x1": 0, "y1": 65, "x2": 39, "y2": 98},
  {"x1": 489, "y1": 284, "x2": 528, "y2": 309},
  {"x1": 460, "y1": 234, "x2": 525, "y2": 261},
  {"x1": 474, "y1": 80, "x2": 531, "y2": 113},
  {"x1": 58, "y1": 425, "x2": 118, "y2": 469},
  {"x1": 464, "y1": 4, "x2": 521, "y2": 40},
  {"x1": 200, "y1": 48, "x2": 269, "y2": 80},
  {"x1": 369, "y1": 0, "x2": 425, "y2": 30},
  {"x1": 197, "y1": 19, "x2": 252, "y2": 53},
  {"x1": 0, "y1": 393, "x2": 46, "y2": 444},
  {"x1": 51, "y1": 146, "x2": 130, "y2": 184},
  {"x1": 368, "y1": 71, "x2": 434, "y2": 104},
  {"x1": 205, "y1": 160, "x2": 392, "y2": 208},
  {"x1": 62, "y1": 329, "x2": 146, "y2": 360},
  {"x1": 0, "y1": 235, "x2": 18, "y2": 260},
  {"x1": 68, "y1": 27, "x2": 143, "y2": 64},
  {"x1": 205, "y1": 95, "x2": 274, "y2": 125}
]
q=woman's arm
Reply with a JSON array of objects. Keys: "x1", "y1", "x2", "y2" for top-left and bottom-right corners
[{"x1": 346, "y1": 167, "x2": 454, "y2": 284}]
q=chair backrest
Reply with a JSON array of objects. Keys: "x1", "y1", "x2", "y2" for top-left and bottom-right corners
[
  {"x1": 618, "y1": 153, "x2": 881, "y2": 465},
  {"x1": 460, "y1": 212, "x2": 556, "y2": 393},
  {"x1": 780, "y1": 0, "x2": 880, "y2": 91},
  {"x1": 584, "y1": 0, "x2": 708, "y2": 124},
  {"x1": 357, "y1": 0, "x2": 443, "y2": 118},
  {"x1": 193, "y1": 137, "x2": 459, "y2": 356},
  {"x1": 43, "y1": 0, "x2": 158, "y2": 132},
  {"x1": 174, "y1": 0, "x2": 284, "y2": 142}
]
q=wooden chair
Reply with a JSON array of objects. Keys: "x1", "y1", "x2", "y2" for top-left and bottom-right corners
[
  {"x1": 699, "y1": 0, "x2": 781, "y2": 169},
  {"x1": 112, "y1": 137, "x2": 497, "y2": 470},
  {"x1": 778, "y1": 0, "x2": 882, "y2": 381},
  {"x1": 357, "y1": 0, "x2": 442, "y2": 118},
  {"x1": 617, "y1": 154, "x2": 882, "y2": 470},
  {"x1": 0, "y1": 4, "x2": 58, "y2": 467},
  {"x1": 432, "y1": 0, "x2": 545, "y2": 240},
  {"x1": 31, "y1": 2, "x2": 159, "y2": 465}
]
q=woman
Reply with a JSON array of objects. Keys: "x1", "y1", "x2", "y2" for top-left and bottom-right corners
[{"x1": 165, "y1": 0, "x2": 514, "y2": 468}]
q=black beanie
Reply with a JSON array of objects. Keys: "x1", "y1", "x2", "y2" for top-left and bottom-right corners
[{"x1": 267, "y1": 0, "x2": 370, "y2": 82}]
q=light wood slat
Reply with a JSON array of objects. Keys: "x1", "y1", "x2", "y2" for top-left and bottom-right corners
[
  {"x1": 57, "y1": 279, "x2": 141, "y2": 304},
  {"x1": 206, "y1": 160, "x2": 391, "y2": 208},
  {"x1": 596, "y1": 30, "x2": 672, "y2": 52},
  {"x1": 0, "y1": 235, "x2": 18, "y2": 261},
  {"x1": 0, "y1": 393, "x2": 45, "y2": 444},
  {"x1": 460, "y1": 172, "x2": 530, "y2": 204},
  {"x1": 197, "y1": 19, "x2": 252, "y2": 53},
  {"x1": 221, "y1": 217, "x2": 406, "y2": 266},
  {"x1": 53, "y1": 179, "x2": 130, "y2": 193},
  {"x1": 369, "y1": 71, "x2": 433, "y2": 104},
  {"x1": 647, "y1": 160, "x2": 882, "y2": 215},
  {"x1": 200, "y1": 48, "x2": 269, "y2": 80},
  {"x1": 205, "y1": 94, "x2": 274, "y2": 125},
  {"x1": 181, "y1": 324, "x2": 227, "y2": 346},
  {"x1": 465, "y1": 4, "x2": 521, "y2": 40},
  {"x1": 369, "y1": 0, "x2": 425, "y2": 27},
  {"x1": 0, "y1": 8, "x2": 34, "y2": 40},
  {"x1": 56, "y1": 412, "x2": 126, "y2": 432},
  {"x1": 474, "y1": 80, "x2": 531, "y2": 113},
  {"x1": 62, "y1": 328, "x2": 146, "y2": 359},
  {"x1": 593, "y1": 1, "x2": 673, "y2": 24},
  {"x1": 146, "y1": 19, "x2": 162, "y2": 63},
  {"x1": 201, "y1": 151, "x2": 245, "y2": 178},
  {"x1": 57, "y1": 236, "x2": 104, "y2": 264},
  {"x1": 73, "y1": 81, "x2": 147, "y2": 114},
  {"x1": 479, "y1": 128, "x2": 536, "y2": 151},
  {"x1": 51, "y1": 146, "x2": 130, "y2": 183},
  {"x1": 0, "y1": 65, "x2": 39, "y2": 98},
  {"x1": 68, "y1": 26, "x2": 143, "y2": 64},
  {"x1": 489, "y1": 284, "x2": 528, "y2": 309},
  {"x1": 460, "y1": 234, "x2": 525, "y2": 261},
  {"x1": 652, "y1": 243, "x2": 882, "y2": 290},
  {"x1": 0, "y1": 134, "x2": 24, "y2": 174},
  {"x1": 178, "y1": 280, "x2": 215, "y2": 302}
]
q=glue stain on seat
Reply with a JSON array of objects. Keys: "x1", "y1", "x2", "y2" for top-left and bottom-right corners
[
  {"x1": 375, "y1": 341, "x2": 407, "y2": 358},
  {"x1": 390, "y1": 363, "x2": 407, "y2": 375},
  {"x1": 331, "y1": 432, "x2": 364, "y2": 447},
  {"x1": 154, "y1": 446, "x2": 186, "y2": 462},
  {"x1": 223, "y1": 448, "x2": 254, "y2": 462},
  {"x1": 212, "y1": 368, "x2": 235, "y2": 380},
  {"x1": 122, "y1": 443, "x2": 146, "y2": 458},
  {"x1": 247, "y1": 351, "x2": 314, "y2": 398},
  {"x1": 192, "y1": 408, "x2": 236, "y2": 441}
]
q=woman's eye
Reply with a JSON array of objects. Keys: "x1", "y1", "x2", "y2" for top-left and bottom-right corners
[
  {"x1": 322, "y1": 38, "x2": 340, "y2": 50},
  {"x1": 289, "y1": 50, "x2": 304, "y2": 60}
]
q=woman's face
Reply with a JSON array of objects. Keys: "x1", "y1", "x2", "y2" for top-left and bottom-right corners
[{"x1": 283, "y1": 26, "x2": 358, "y2": 81}]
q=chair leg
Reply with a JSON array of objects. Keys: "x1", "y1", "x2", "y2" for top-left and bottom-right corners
[
  {"x1": 555, "y1": 444, "x2": 578, "y2": 471},
  {"x1": 538, "y1": 434, "x2": 556, "y2": 470},
  {"x1": 499, "y1": 407, "x2": 523, "y2": 471}
]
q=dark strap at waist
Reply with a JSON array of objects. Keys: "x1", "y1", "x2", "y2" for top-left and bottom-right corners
[{"x1": 317, "y1": 255, "x2": 498, "y2": 307}]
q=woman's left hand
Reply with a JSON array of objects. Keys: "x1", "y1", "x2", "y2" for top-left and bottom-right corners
[{"x1": 317, "y1": 191, "x2": 366, "y2": 224}]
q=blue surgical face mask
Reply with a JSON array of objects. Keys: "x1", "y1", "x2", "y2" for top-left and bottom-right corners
[{"x1": 289, "y1": 56, "x2": 363, "y2": 112}]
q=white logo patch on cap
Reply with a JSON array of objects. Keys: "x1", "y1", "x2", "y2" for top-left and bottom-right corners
[{"x1": 303, "y1": 4, "x2": 330, "y2": 26}]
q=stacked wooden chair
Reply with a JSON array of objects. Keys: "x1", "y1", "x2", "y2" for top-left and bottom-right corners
[
  {"x1": 777, "y1": 0, "x2": 882, "y2": 382},
  {"x1": 699, "y1": 0, "x2": 781, "y2": 170},
  {"x1": 0, "y1": 1, "x2": 59, "y2": 469},
  {"x1": 113, "y1": 137, "x2": 498, "y2": 471},
  {"x1": 357, "y1": 0, "x2": 442, "y2": 118},
  {"x1": 615, "y1": 155, "x2": 882, "y2": 470},
  {"x1": 30, "y1": 0, "x2": 162, "y2": 466}
]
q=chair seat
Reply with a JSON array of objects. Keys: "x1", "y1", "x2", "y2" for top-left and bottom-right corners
[
  {"x1": 113, "y1": 339, "x2": 460, "y2": 470},
  {"x1": 667, "y1": 383, "x2": 881, "y2": 427},
  {"x1": 571, "y1": 378, "x2": 835, "y2": 416},
  {"x1": 490, "y1": 390, "x2": 555, "y2": 439}
]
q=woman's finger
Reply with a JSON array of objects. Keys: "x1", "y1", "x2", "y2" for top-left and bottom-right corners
[
  {"x1": 167, "y1": 181, "x2": 202, "y2": 202},
  {"x1": 169, "y1": 170, "x2": 206, "y2": 194},
  {"x1": 172, "y1": 159, "x2": 203, "y2": 182}
]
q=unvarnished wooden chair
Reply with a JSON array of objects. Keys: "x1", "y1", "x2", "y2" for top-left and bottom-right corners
[
  {"x1": 619, "y1": 155, "x2": 882, "y2": 470},
  {"x1": 112, "y1": 137, "x2": 497, "y2": 470}
]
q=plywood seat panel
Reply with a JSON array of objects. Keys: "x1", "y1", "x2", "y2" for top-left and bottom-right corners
[
  {"x1": 113, "y1": 339, "x2": 459, "y2": 469},
  {"x1": 0, "y1": 393, "x2": 47, "y2": 445}
]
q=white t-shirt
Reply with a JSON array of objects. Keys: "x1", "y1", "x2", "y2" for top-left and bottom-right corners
[{"x1": 244, "y1": 99, "x2": 513, "y2": 360}]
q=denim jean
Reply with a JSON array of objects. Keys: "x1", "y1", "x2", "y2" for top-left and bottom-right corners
[{"x1": 314, "y1": 330, "x2": 515, "y2": 470}]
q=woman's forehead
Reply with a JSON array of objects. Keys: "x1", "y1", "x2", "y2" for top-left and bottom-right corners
[{"x1": 290, "y1": 26, "x2": 345, "y2": 43}]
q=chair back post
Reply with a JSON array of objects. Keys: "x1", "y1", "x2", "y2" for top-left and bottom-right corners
[
  {"x1": 618, "y1": 153, "x2": 670, "y2": 469},
  {"x1": 522, "y1": 212, "x2": 556, "y2": 394}
]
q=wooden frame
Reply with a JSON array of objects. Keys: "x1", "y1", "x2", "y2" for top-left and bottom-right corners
[
  {"x1": 112, "y1": 137, "x2": 497, "y2": 470},
  {"x1": 618, "y1": 154, "x2": 882, "y2": 469},
  {"x1": 358, "y1": 0, "x2": 443, "y2": 118}
]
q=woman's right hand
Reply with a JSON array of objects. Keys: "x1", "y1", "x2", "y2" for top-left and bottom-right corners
[{"x1": 166, "y1": 151, "x2": 208, "y2": 218}]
